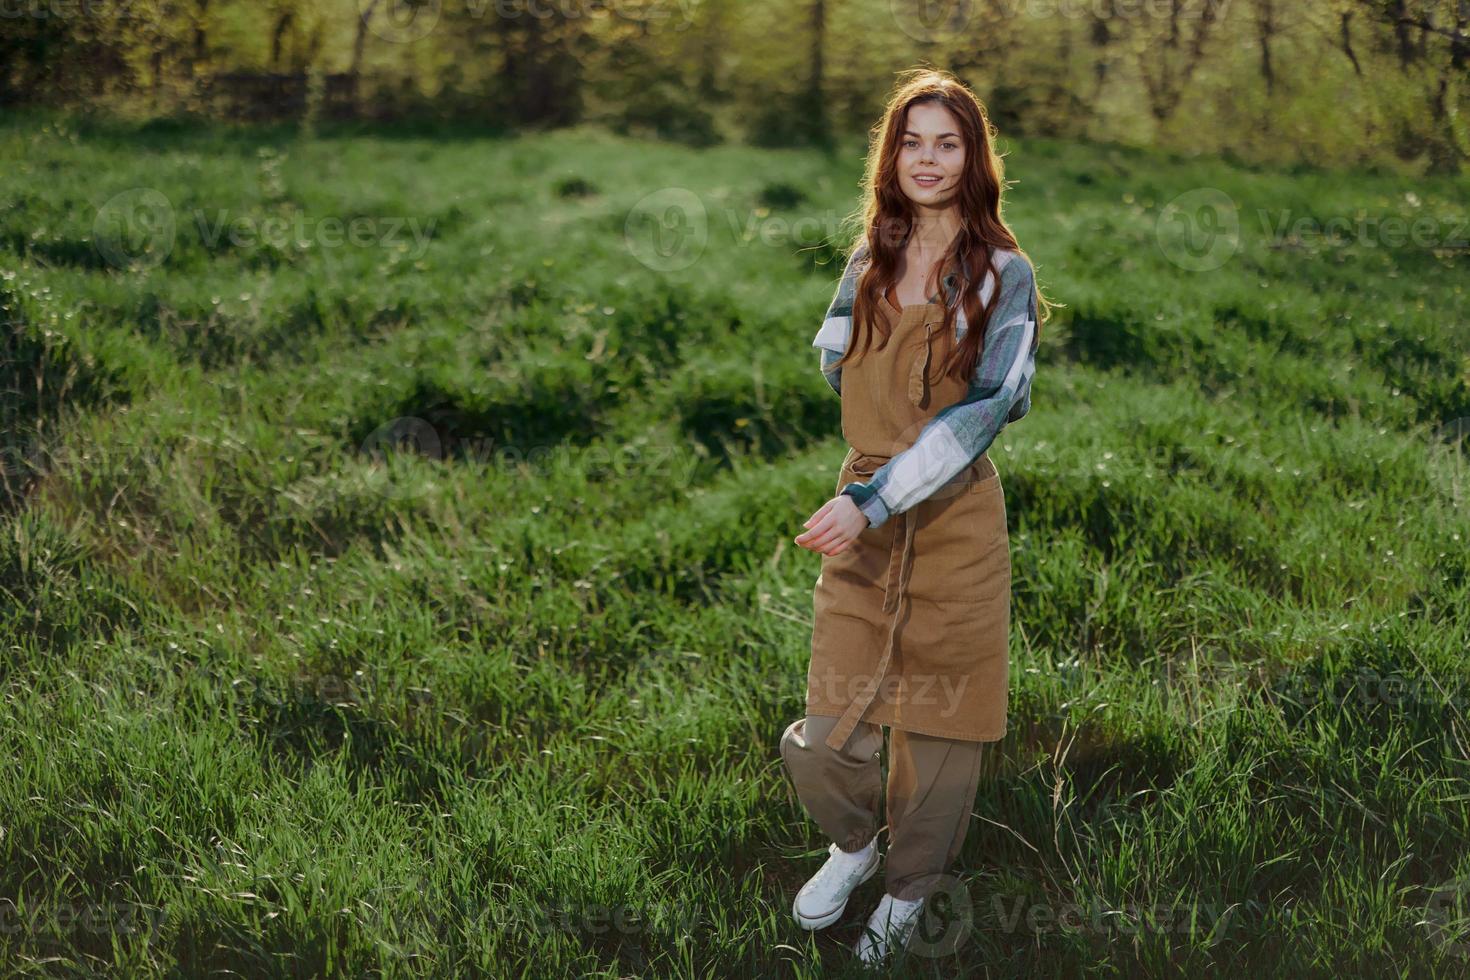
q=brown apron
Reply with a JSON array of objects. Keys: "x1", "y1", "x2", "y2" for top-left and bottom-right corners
[{"x1": 806, "y1": 289, "x2": 1011, "y2": 752}]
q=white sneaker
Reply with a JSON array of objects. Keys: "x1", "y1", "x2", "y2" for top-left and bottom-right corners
[
  {"x1": 791, "y1": 838, "x2": 880, "y2": 930},
  {"x1": 853, "y1": 892, "x2": 925, "y2": 966}
]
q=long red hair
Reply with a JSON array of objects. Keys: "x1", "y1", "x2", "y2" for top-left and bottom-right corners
[{"x1": 834, "y1": 68, "x2": 1049, "y2": 382}]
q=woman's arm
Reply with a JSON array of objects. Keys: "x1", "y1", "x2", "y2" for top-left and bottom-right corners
[
  {"x1": 839, "y1": 251, "x2": 1039, "y2": 530},
  {"x1": 811, "y1": 240, "x2": 872, "y2": 397}
]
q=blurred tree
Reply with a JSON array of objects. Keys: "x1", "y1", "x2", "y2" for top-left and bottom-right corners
[
  {"x1": 1253, "y1": 0, "x2": 1278, "y2": 94},
  {"x1": 1086, "y1": 1, "x2": 1120, "y2": 106},
  {"x1": 1134, "y1": 0, "x2": 1226, "y2": 122},
  {"x1": 694, "y1": 0, "x2": 733, "y2": 100},
  {"x1": 1353, "y1": 0, "x2": 1468, "y2": 171},
  {"x1": 494, "y1": 2, "x2": 584, "y2": 127},
  {"x1": 800, "y1": 0, "x2": 833, "y2": 151},
  {"x1": 0, "y1": 0, "x2": 1462, "y2": 172},
  {"x1": 0, "y1": 0, "x2": 136, "y2": 105}
]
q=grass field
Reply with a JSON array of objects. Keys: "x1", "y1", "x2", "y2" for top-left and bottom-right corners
[{"x1": 1, "y1": 111, "x2": 1468, "y2": 977}]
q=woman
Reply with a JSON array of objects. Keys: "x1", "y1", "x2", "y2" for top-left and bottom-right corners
[{"x1": 783, "y1": 69, "x2": 1048, "y2": 967}]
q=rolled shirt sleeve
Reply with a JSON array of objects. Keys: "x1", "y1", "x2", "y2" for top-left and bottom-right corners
[
  {"x1": 811, "y1": 242, "x2": 871, "y2": 397},
  {"x1": 819, "y1": 347, "x2": 843, "y2": 396},
  {"x1": 839, "y1": 251, "x2": 1039, "y2": 529}
]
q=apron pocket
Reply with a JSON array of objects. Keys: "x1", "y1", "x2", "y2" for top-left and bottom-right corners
[{"x1": 906, "y1": 486, "x2": 1008, "y2": 606}]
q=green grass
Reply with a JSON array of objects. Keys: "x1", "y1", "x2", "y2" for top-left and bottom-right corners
[{"x1": 1, "y1": 111, "x2": 1467, "y2": 977}]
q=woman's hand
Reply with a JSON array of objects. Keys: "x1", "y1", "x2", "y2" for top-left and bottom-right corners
[{"x1": 795, "y1": 494, "x2": 870, "y2": 555}]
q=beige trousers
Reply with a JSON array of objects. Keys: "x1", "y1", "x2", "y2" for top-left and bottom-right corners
[{"x1": 780, "y1": 714, "x2": 985, "y2": 902}]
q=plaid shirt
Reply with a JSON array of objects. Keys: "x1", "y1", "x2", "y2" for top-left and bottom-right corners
[{"x1": 811, "y1": 241, "x2": 1039, "y2": 529}]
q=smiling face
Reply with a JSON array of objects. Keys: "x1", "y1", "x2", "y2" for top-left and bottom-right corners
[{"x1": 896, "y1": 101, "x2": 966, "y2": 206}]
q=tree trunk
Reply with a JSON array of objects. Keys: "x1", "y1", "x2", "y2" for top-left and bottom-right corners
[
  {"x1": 807, "y1": 0, "x2": 830, "y2": 149},
  {"x1": 1426, "y1": 0, "x2": 1469, "y2": 173},
  {"x1": 270, "y1": 10, "x2": 295, "y2": 71},
  {"x1": 1138, "y1": 0, "x2": 1223, "y2": 122},
  {"x1": 190, "y1": 0, "x2": 210, "y2": 78},
  {"x1": 1255, "y1": 0, "x2": 1276, "y2": 95},
  {"x1": 696, "y1": 0, "x2": 727, "y2": 99},
  {"x1": 1391, "y1": 0, "x2": 1414, "y2": 68},
  {"x1": 1338, "y1": 11, "x2": 1363, "y2": 77},
  {"x1": 349, "y1": 0, "x2": 380, "y2": 110},
  {"x1": 1087, "y1": 1, "x2": 1116, "y2": 106}
]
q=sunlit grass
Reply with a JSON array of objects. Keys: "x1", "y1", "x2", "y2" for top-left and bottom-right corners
[{"x1": 0, "y1": 111, "x2": 1467, "y2": 977}]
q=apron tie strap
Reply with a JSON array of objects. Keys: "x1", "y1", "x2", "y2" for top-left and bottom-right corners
[{"x1": 823, "y1": 503, "x2": 920, "y2": 753}]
